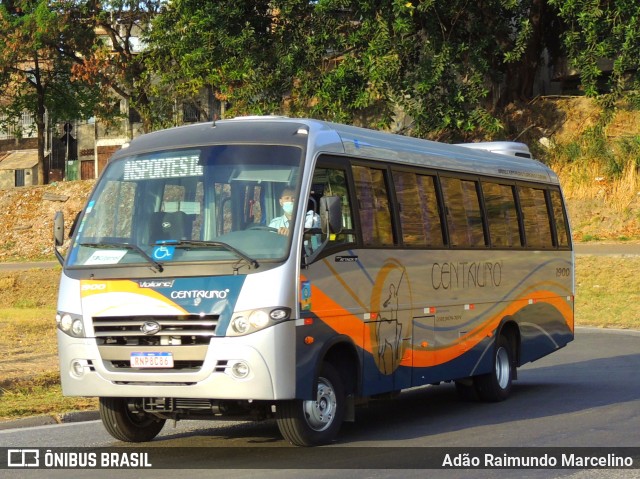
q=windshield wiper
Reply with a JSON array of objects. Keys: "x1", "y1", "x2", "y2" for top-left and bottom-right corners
[
  {"x1": 79, "y1": 242, "x2": 163, "y2": 273},
  {"x1": 169, "y1": 240, "x2": 259, "y2": 270}
]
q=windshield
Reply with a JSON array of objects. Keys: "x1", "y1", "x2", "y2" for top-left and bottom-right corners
[{"x1": 67, "y1": 145, "x2": 303, "y2": 269}]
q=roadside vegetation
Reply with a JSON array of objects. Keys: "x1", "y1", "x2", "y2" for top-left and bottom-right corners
[{"x1": 0, "y1": 269, "x2": 98, "y2": 419}]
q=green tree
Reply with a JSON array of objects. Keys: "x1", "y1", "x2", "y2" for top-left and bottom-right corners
[
  {"x1": 0, "y1": 0, "x2": 99, "y2": 184},
  {"x1": 549, "y1": 0, "x2": 640, "y2": 103},
  {"x1": 145, "y1": 0, "x2": 285, "y2": 123},
  {"x1": 145, "y1": 0, "x2": 556, "y2": 139},
  {"x1": 73, "y1": 0, "x2": 163, "y2": 134}
]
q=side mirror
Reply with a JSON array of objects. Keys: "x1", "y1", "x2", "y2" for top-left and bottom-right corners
[
  {"x1": 54, "y1": 211, "x2": 65, "y2": 246},
  {"x1": 53, "y1": 211, "x2": 65, "y2": 265},
  {"x1": 320, "y1": 196, "x2": 343, "y2": 235}
]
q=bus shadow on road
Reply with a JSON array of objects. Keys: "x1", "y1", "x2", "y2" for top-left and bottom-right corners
[
  {"x1": 338, "y1": 353, "x2": 640, "y2": 444},
  {"x1": 122, "y1": 352, "x2": 640, "y2": 447}
]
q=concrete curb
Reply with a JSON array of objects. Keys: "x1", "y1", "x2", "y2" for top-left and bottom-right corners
[{"x1": 0, "y1": 410, "x2": 99, "y2": 431}]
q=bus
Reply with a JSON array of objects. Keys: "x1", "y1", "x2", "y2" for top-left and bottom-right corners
[{"x1": 53, "y1": 117, "x2": 574, "y2": 446}]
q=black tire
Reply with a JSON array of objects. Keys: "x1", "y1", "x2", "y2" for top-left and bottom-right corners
[
  {"x1": 99, "y1": 397, "x2": 166, "y2": 442},
  {"x1": 454, "y1": 379, "x2": 479, "y2": 401},
  {"x1": 276, "y1": 363, "x2": 345, "y2": 446},
  {"x1": 474, "y1": 334, "x2": 514, "y2": 402}
]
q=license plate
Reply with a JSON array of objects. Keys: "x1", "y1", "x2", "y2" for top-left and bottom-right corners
[{"x1": 130, "y1": 352, "x2": 174, "y2": 368}]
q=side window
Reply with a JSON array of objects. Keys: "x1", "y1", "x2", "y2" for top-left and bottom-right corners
[
  {"x1": 393, "y1": 170, "x2": 444, "y2": 247},
  {"x1": 440, "y1": 176, "x2": 485, "y2": 248},
  {"x1": 518, "y1": 186, "x2": 553, "y2": 249},
  {"x1": 550, "y1": 189, "x2": 570, "y2": 247},
  {"x1": 308, "y1": 166, "x2": 355, "y2": 248},
  {"x1": 353, "y1": 165, "x2": 393, "y2": 246},
  {"x1": 482, "y1": 182, "x2": 522, "y2": 248}
]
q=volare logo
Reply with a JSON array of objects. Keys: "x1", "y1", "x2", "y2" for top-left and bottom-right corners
[{"x1": 137, "y1": 280, "x2": 175, "y2": 288}]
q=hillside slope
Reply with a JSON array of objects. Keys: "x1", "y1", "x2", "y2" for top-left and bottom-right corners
[{"x1": 0, "y1": 180, "x2": 95, "y2": 261}]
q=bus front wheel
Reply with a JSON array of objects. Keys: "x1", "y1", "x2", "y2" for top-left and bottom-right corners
[
  {"x1": 99, "y1": 397, "x2": 166, "y2": 442},
  {"x1": 276, "y1": 362, "x2": 345, "y2": 446},
  {"x1": 474, "y1": 334, "x2": 514, "y2": 402}
]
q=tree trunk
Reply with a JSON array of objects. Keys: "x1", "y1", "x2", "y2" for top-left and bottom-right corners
[{"x1": 36, "y1": 102, "x2": 46, "y2": 186}]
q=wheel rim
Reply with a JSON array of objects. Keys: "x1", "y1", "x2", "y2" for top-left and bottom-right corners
[
  {"x1": 302, "y1": 376, "x2": 337, "y2": 432},
  {"x1": 495, "y1": 346, "x2": 511, "y2": 390}
]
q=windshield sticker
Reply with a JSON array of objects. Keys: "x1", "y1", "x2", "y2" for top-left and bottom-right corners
[
  {"x1": 123, "y1": 155, "x2": 203, "y2": 180},
  {"x1": 152, "y1": 245, "x2": 176, "y2": 261},
  {"x1": 84, "y1": 250, "x2": 127, "y2": 265}
]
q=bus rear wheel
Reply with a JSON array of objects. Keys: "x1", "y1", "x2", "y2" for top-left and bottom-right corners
[
  {"x1": 474, "y1": 334, "x2": 514, "y2": 402},
  {"x1": 276, "y1": 362, "x2": 345, "y2": 446},
  {"x1": 99, "y1": 397, "x2": 166, "y2": 442}
]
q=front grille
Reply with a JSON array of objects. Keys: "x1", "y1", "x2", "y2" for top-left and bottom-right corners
[
  {"x1": 93, "y1": 314, "x2": 218, "y2": 373},
  {"x1": 93, "y1": 314, "x2": 218, "y2": 346}
]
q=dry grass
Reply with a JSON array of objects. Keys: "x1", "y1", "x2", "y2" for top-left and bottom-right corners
[
  {"x1": 0, "y1": 371, "x2": 97, "y2": 420},
  {"x1": 551, "y1": 160, "x2": 640, "y2": 242},
  {"x1": 551, "y1": 159, "x2": 640, "y2": 211},
  {"x1": 0, "y1": 269, "x2": 98, "y2": 420},
  {"x1": 0, "y1": 309, "x2": 58, "y2": 385},
  {"x1": 575, "y1": 256, "x2": 640, "y2": 329}
]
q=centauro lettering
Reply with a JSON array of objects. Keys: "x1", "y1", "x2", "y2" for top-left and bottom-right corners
[
  {"x1": 170, "y1": 289, "x2": 229, "y2": 299},
  {"x1": 431, "y1": 261, "x2": 502, "y2": 290}
]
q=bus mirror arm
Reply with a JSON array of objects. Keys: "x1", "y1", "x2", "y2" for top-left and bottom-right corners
[{"x1": 53, "y1": 211, "x2": 65, "y2": 265}]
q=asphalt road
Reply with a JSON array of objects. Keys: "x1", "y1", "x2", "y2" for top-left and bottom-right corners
[{"x1": 1, "y1": 327, "x2": 639, "y2": 478}]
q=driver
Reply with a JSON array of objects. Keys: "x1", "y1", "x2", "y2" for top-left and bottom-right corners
[{"x1": 269, "y1": 187, "x2": 320, "y2": 235}]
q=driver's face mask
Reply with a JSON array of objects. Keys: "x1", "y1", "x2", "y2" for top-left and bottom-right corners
[{"x1": 282, "y1": 201, "x2": 294, "y2": 215}]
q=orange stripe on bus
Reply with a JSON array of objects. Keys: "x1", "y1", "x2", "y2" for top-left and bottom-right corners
[{"x1": 307, "y1": 283, "x2": 573, "y2": 368}]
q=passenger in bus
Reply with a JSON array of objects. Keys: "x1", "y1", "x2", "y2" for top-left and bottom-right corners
[{"x1": 269, "y1": 187, "x2": 320, "y2": 235}]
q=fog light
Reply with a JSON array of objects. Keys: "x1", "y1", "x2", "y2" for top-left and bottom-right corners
[
  {"x1": 230, "y1": 361, "x2": 250, "y2": 379},
  {"x1": 70, "y1": 359, "x2": 86, "y2": 378}
]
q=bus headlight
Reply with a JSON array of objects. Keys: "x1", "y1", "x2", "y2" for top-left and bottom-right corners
[
  {"x1": 227, "y1": 307, "x2": 291, "y2": 336},
  {"x1": 56, "y1": 312, "x2": 85, "y2": 338},
  {"x1": 230, "y1": 315, "x2": 250, "y2": 335}
]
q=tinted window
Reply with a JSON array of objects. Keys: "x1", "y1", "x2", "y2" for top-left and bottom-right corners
[
  {"x1": 550, "y1": 189, "x2": 570, "y2": 247},
  {"x1": 482, "y1": 182, "x2": 521, "y2": 248},
  {"x1": 306, "y1": 166, "x2": 355, "y2": 252},
  {"x1": 393, "y1": 171, "x2": 444, "y2": 247},
  {"x1": 518, "y1": 186, "x2": 553, "y2": 249},
  {"x1": 441, "y1": 177, "x2": 485, "y2": 247},
  {"x1": 353, "y1": 165, "x2": 393, "y2": 246}
]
